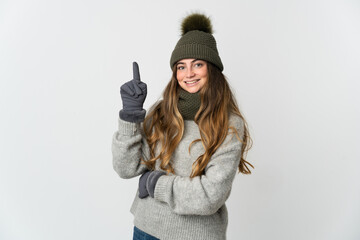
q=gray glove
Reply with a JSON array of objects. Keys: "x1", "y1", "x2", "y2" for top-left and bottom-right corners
[
  {"x1": 119, "y1": 62, "x2": 147, "y2": 123},
  {"x1": 138, "y1": 170, "x2": 166, "y2": 199},
  {"x1": 138, "y1": 171, "x2": 152, "y2": 198}
]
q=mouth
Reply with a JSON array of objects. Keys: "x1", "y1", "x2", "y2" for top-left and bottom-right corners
[{"x1": 184, "y1": 79, "x2": 200, "y2": 84}]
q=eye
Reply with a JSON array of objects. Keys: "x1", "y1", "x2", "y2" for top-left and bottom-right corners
[
  {"x1": 177, "y1": 65, "x2": 185, "y2": 70},
  {"x1": 194, "y1": 62, "x2": 203, "y2": 68}
]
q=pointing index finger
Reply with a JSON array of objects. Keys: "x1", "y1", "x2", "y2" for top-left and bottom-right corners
[{"x1": 133, "y1": 61, "x2": 140, "y2": 81}]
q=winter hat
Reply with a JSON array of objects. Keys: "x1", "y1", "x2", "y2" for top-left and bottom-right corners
[{"x1": 170, "y1": 13, "x2": 224, "y2": 72}]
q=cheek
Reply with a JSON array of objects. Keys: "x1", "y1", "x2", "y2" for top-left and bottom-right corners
[
  {"x1": 200, "y1": 67, "x2": 208, "y2": 78},
  {"x1": 201, "y1": 71, "x2": 208, "y2": 80},
  {"x1": 176, "y1": 71, "x2": 183, "y2": 81}
]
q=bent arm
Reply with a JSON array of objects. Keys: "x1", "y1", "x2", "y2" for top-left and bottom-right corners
[
  {"x1": 154, "y1": 118, "x2": 244, "y2": 215},
  {"x1": 112, "y1": 118, "x2": 150, "y2": 179}
]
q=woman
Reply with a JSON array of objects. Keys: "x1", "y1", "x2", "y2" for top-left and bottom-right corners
[{"x1": 112, "y1": 13, "x2": 253, "y2": 240}]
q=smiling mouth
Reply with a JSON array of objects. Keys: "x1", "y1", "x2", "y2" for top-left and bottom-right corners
[{"x1": 184, "y1": 79, "x2": 200, "y2": 84}]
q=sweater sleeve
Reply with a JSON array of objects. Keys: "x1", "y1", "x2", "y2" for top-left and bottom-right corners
[
  {"x1": 154, "y1": 116, "x2": 244, "y2": 216},
  {"x1": 112, "y1": 118, "x2": 150, "y2": 179}
]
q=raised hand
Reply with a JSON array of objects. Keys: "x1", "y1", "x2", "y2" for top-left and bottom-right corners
[{"x1": 119, "y1": 62, "x2": 147, "y2": 123}]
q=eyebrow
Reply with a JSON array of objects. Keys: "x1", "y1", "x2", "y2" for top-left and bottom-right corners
[{"x1": 176, "y1": 59, "x2": 200, "y2": 65}]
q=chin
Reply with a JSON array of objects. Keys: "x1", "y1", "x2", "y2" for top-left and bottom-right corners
[
  {"x1": 182, "y1": 85, "x2": 203, "y2": 93},
  {"x1": 183, "y1": 87, "x2": 200, "y2": 93}
]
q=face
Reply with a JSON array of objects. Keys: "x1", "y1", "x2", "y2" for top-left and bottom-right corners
[{"x1": 176, "y1": 59, "x2": 208, "y2": 93}]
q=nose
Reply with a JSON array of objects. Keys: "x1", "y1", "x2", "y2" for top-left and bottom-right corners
[{"x1": 186, "y1": 67, "x2": 195, "y2": 78}]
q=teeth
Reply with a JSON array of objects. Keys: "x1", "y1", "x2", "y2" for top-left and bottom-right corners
[{"x1": 185, "y1": 80, "x2": 199, "y2": 84}]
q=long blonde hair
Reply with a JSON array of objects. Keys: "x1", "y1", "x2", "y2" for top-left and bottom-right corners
[{"x1": 143, "y1": 62, "x2": 253, "y2": 177}]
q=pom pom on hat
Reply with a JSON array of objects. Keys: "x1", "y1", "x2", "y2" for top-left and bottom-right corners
[
  {"x1": 181, "y1": 13, "x2": 213, "y2": 35},
  {"x1": 170, "y1": 12, "x2": 224, "y2": 71}
]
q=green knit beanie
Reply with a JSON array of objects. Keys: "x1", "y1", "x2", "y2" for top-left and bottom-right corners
[{"x1": 170, "y1": 13, "x2": 224, "y2": 72}]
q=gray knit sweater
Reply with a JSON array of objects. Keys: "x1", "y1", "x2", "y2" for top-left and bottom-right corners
[{"x1": 112, "y1": 115, "x2": 244, "y2": 240}]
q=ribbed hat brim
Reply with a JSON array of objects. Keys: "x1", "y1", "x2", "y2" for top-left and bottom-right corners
[{"x1": 170, "y1": 44, "x2": 223, "y2": 71}]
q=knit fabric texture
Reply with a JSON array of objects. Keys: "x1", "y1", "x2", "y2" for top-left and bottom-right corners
[
  {"x1": 112, "y1": 114, "x2": 244, "y2": 240},
  {"x1": 177, "y1": 89, "x2": 201, "y2": 120},
  {"x1": 170, "y1": 30, "x2": 223, "y2": 71}
]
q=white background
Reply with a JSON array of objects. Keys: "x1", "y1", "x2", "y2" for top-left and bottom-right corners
[{"x1": 1, "y1": 0, "x2": 359, "y2": 239}]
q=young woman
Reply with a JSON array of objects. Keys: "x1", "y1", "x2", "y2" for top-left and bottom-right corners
[{"x1": 112, "y1": 13, "x2": 253, "y2": 240}]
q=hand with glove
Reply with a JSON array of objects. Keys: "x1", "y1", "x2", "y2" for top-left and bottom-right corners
[
  {"x1": 119, "y1": 62, "x2": 147, "y2": 123},
  {"x1": 138, "y1": 170, "x2": 166, "y2": 199}
]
